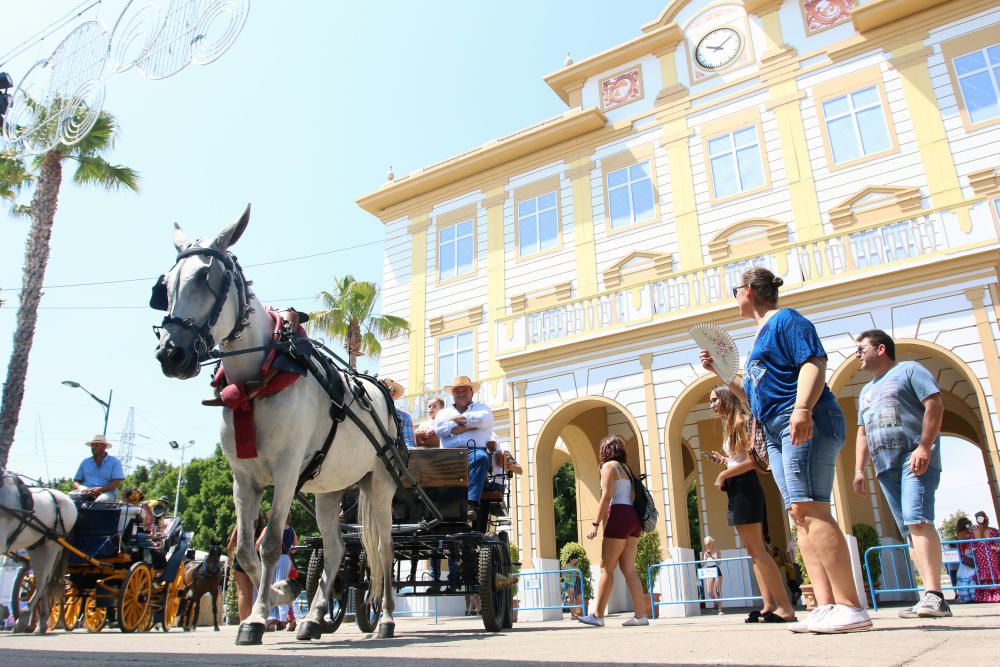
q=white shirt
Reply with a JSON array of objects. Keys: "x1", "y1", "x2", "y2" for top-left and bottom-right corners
[{"x1": 433, "y1": 401, "x2": 494, "y2": 449}]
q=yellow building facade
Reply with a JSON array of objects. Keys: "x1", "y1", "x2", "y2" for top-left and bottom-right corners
[{"x1": 359, "y1": 0, "x2": 1000, "y2": 572}]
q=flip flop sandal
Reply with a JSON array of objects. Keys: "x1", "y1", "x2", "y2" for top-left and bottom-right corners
[
  {"x1": 745, "y1": 610, "x2": 762, "y2": 623},
  {"x1": 761, "y1": 611, "x2": 796, "y2": 623}
]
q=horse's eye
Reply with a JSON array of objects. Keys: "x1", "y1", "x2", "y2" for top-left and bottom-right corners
[{"x1": 195, "y1": 266, "x2": 211, "y2": 283}]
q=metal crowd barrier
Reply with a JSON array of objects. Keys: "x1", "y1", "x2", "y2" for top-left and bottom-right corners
[
  {"x1": 649, "y1": 555, "x2": 761, "y2": 615},
  {"x1": 864, "y1": 536, "x2": 1000, "y2": 611},
  {"x1": 512, "y1": 568, "x2": 586, "y2": 615}
]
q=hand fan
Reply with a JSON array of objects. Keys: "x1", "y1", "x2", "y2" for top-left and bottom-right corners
[{"x1": 689, "y1": 323, "x2": 739, "y2": 384}]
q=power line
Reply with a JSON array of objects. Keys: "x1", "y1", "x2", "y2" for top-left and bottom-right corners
[
  {"x1": 0, "y1": 295, "x2": 319, "y2": 311},
  {"x1": 0, "y1": 239, "x2": 383, "y2": 294}
]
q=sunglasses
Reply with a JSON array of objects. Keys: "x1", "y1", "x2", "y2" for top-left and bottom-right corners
[{"x1": 731, "y1": 284, "x2": 748, "y2": 298}]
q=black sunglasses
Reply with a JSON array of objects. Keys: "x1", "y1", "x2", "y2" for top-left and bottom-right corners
[{"x1": 731, "y1": 284, "x2": 748, "y2": 298}]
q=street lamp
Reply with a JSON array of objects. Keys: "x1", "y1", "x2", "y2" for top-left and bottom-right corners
[
  {"x1": 61, "y1": 380, "x2": 112, "y2": 436},
  {"x1": 169, "y1": 439, "x2": 194, "y2": 517}
]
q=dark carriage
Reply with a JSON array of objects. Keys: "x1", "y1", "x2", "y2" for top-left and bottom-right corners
[
  {"x1": 11, "y1": 500, "x2": 191, "y2": 633},
  {"x1": 293, "y1": 448, "x2": 516, "y2": 633}
]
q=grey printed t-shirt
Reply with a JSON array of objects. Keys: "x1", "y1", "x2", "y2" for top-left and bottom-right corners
[{"x1": 857, "y1": 361, "x2": 941, "y2": 474}]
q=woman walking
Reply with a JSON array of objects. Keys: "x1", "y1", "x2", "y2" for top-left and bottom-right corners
[
  {"x1": 706, "y1": 386, "x2": 796, "y2": 622},
  {"x1": 701, "y1": 536, "x2": 723, "y2": 614},
  {"x1": 577, "y1": 435, "x2": 648, "y2": 627},
  {"x1": 700, "y1": 267, "x2": 870, "y2": 634}
]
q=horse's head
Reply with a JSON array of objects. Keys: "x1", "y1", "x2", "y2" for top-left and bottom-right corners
[
  {"x1": 152, "y1": 205, "x2": 252, "y2": 379},
  {"x1": 207, "y1": 544, "x2": 223, "y2": 560}
]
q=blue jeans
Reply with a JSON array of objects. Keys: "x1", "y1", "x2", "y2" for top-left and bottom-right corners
[
  {"x1": 763, "y1": 396, "x2": 845, "y2": 509},
  {"x1": 875, "y1": 465, "x2": 940, "y2": 537},
  {"x1": 467, "y1": 448, "x2": 489, "y2": 503}
]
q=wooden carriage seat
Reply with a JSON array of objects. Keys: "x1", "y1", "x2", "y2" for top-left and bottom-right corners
[{"x1": 399, "y1": 448, "x2": 467, "y2": 489}]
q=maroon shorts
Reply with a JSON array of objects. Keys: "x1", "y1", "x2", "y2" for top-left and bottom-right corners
[{"x1": 604, "y1": 503, "x2": 642, "y2": 539}]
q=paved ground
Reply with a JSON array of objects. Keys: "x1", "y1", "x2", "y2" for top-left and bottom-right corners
[{"x1": 1, "y1": 603, "x2": 997, "y2": 666}]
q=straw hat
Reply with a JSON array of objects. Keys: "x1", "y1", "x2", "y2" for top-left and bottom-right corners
[
  {"x1": 383, "y1": 378, "x2": 405, "y2": 400},
  {"x1": 444, "y1": 375, "x2": 480, "y2": 392},
  {"x1": 86, "y1": 435, "x2": 111, "y2": 448}
]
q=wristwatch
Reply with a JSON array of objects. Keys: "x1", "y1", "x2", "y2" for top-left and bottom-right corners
[{"x1": 592, "y1": 521, "x2": 600, "y2": 527}]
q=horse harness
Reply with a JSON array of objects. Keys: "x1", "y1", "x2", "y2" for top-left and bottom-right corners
[
  {"x1": 0, "y1": 473, "x2": 70, "y2": 553},
  {"x1": 150, "y1": 245, "x2": 254, "y2": 361},
  {"x1": 152, "y1": 246, "x2": 444, "y2": 527}
]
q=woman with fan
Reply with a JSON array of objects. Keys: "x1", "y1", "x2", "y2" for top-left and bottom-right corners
[
  {"x1": 700, "y1": 267, "x2": 870, "y2": 634},
  {"x1": 706, "y1": 385, "x2": 796, "y2": 623}
]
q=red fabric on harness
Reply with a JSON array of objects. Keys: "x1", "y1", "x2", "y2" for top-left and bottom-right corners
[{"x1": 213, "y1": 309, "x2": 306, "y2": 459}]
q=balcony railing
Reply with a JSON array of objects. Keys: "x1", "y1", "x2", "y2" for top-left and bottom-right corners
[
  {"x1": 401, "y1": 376, "x2": 508, "y2": 418},
  {"x1": 495, "y1": 199, "x2": 999, "y2": 356}
]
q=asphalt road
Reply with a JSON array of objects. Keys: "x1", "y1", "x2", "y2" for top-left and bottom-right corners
[{"x1": 1, "y1": 603, "x2": 997, "y2": 666}]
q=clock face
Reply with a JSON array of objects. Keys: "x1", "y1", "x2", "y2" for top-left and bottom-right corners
[{"x1": 695, "y1": 27, "x2": 742, "y2": 70}]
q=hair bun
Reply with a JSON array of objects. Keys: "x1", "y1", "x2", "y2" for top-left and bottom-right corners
[{"x1": 772, "y1": 276, "x2": 784, "y2": 287}]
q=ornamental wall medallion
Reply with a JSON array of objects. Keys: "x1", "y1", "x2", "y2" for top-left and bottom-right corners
[
  {"x1": 600, "y1": 66, "x2": 643, "y2": 111},
  {"x1": 802, "y1": 0, "x2": 857, "y2": 34}
]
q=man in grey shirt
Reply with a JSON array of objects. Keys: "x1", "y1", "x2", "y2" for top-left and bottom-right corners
[{"x1": 853, "y1": 329, "x2": 948, "y2": 619}]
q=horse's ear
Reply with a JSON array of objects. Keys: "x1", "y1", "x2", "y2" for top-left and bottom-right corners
[
  {"x1": 212, "y1": 203, "x2": 251, "y2": 251},
  {"x1": 172, "y1": 223, "x2": 189, "y2": 252}
]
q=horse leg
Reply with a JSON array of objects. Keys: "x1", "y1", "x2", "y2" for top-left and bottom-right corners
[
  {"x1": 232, "y1": 476, "x2": 266, "y2": 645},
  {"x1": 212, "y1": 589, "x2": 220, "y2": 631},
  {"x1": 244, "y1": 477, "x2": 295, "y2": 643},
  {"x1": 296, "y1": 491, "x2": 344, "y2": 641},
  {"x1": 26, "y1": 543, "x2": 58, "y2": 634},
  {"x1": 362, "y1": 468, "x2": 397, "y2": 639}
]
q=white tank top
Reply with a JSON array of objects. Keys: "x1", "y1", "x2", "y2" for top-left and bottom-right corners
[
  {"x1": 723, "y1": 436, "x2": 748, "y2": 468},
  {"x1": 604, "y1": 462, "x2": 632, "y2": 505}
]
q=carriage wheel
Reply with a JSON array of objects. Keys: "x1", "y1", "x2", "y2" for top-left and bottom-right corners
[
  {"x1": 161, "y1": 565, "x2": 186, "y2": 631},
  {"x1": 304, "y1": 548, "x2": 347, "y2": 633},
  {"x1": 83, "y1": 596, "x2": 107, "y2": 633},
  {"x1": 63, "y1": 589, "x2": 84, "y2": 631},
  {"x1": 478, "y1": 543, "x2": 508, "y2": 632},
  {"x1": 304, "y1": 548, "x2": 323, "y2": 610},
  {"x1": 47, "y1": 597, "x2": 63, "y2": 631},
  {"x1": 118, "y1": 562, "x2": 153, "y2": 633},
  {"x1": 11, "y1": 568, "x2": 38, "y2": 632},
  {"x1": 352, "y1": 553, "x2": 382, "y2": 633}
]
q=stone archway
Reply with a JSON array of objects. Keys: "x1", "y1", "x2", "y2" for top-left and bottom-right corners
[
  {"x1": 828, "y1": 338, "x2": 1000, "y2": 536},
  {"x1": 533, "y1": 397, "x2": 645, "y2": 565}
]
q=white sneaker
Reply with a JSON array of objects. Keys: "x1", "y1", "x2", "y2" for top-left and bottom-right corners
[
  {"x1": 577, "y1": 613, "x2": 604, "y2": 627},
  {"x1": 899, "y1": 592, "x2": 952, "y2": 618},
  {"x1": 622, "y1": 616, "x2": 649, "y2": 626},
  {"x1": 788, "y1": 604, "x2": 834, "y2": 633},
  {"x1": 809, "y1": 604, "x2": 873, "y2": 634}
]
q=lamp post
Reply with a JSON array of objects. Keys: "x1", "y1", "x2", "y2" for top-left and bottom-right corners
[
  {"x1": 169, "y1": 439, "x2": 194, "y2": 517},
  {"x1": 61, "y1": 380, "x2": 112, "y2": 436}
]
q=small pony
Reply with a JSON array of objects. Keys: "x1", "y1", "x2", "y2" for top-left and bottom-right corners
[
  {"x1": 180, "y1": 544, "x2": 225, "y2": 631},
  {"x1": 0, "y1": 474, "x2": 77, "y2": 633}
]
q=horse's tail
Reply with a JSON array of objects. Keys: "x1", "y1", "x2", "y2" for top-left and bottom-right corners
[{"x1": 358, "y1": 481, "x2": 383, "y2": 602}]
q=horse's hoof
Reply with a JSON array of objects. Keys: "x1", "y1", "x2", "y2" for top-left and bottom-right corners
[
  {"x1": 296, "y1": 620, "x2": 322, "y2": 641},
  {"x1": 235, "y1": 622, "x2": 266, "y2": 645},
  {"x1": 214, "y1": 627, "x2": 220, "y2": 632},
  {"x1": 377, "y1": 622, "x2": 395, "y2": 639}
]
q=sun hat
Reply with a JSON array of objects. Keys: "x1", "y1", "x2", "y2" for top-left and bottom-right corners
[
  {"x1": 86, "y1": 435, "x2": 111, "y2": 448},
  {"x1": 444, "y1": 375, "x2": 480, "y2": 392},
  {"x1": 383, "y1": 378, "x2": 405, "y2": 400}
]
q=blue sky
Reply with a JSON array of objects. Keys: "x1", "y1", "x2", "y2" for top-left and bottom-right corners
[{"x1": 0, "y1": 1, "x2": 994, "y2": 527}]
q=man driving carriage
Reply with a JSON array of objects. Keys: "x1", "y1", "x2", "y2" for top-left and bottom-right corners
[
  {"x1": 70, "y1": 435, "x2": 124, "y2": 502},
  {"x1": 433, "y1": 375, "x2": 493, "y2": 525}
]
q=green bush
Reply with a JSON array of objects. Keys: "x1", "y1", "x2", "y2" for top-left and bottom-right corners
[
  {"x1": 634, "y1": 531, "x2": 663, "y2": 594},
  {"x1": 559, "y1": 541, "x2": 593, "y2": 600},
  {"x1": 852, "y1": 523, "x2": 881, "y2": 584},
  {"x1": 509, "y1": 543, "x2": 521, "y2": 597}
]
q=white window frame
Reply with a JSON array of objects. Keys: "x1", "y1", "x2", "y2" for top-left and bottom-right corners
[
  {"x1": 606, "y1": 160, "x2": 656, "y2": 229},
  {"x1": 517, "y1": 190, "x2": 559, "y2": 256},
  {"x1": 821, "y1": 85, "x2": 892, "y2": 165},
  {"x1": 707, "y1": 125, "x2": 766, "y2": 199},
  {"x1": 954, "y1": 44, "x2": 1000, "y2": 126},
  {"x1": 437, "y1": 330, "x2": 475, "y2": 385},
  {"x1": 438, "y1": 218, "x2": 475, "y2": 281}
]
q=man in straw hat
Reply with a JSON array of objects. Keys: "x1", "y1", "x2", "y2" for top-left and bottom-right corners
[
  {"x1": 71, "y1": 435, "x2": 125, "y2": 502},
  {"x1": 433, "y1": 375, "x2": 494, "y2": 524},
  {"x1": 383, "y1": 378, "x2": 416, "y2": 448}
]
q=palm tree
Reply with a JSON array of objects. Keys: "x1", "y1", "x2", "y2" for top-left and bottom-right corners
[
  {"x1": 0, "y1": 105, "x2": 139, "y2": 471},
  {"x1": 309, "y1": 275, "x2": 409, "y2": 369}
]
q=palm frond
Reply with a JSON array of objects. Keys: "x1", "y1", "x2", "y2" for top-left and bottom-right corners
[
  {"x1": 366, "y1": 314, "x2": 409, "y2": 339},
  {"x1": 71, "y1": 155, "x2": 140, "y2": 192},
  {"x1": 359, "y1": 331, "x2": 382, "y2": 359}
]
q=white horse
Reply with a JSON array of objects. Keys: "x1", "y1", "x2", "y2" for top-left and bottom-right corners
[
  {"x1": 0, "y1": 474, "x2": 77, "y2": 633},
  {"x1": 152, "y1": 206, "x2": 398, "y2": 645}
]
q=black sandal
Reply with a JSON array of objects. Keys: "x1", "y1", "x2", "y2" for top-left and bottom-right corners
[
  {"x1": 744, "y1": 610, "x2": 762, "y2": 623},
  {"x1": 761, "y1": 611, "x2": 796, "y2": 623}
]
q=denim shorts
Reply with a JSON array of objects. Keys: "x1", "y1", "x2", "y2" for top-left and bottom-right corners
[
  {"x1": 875, "y1": 464, "x2": 940, "y2": 537},
  {"x1": 763, "y1": 397, "x2": 846, "y2": 510}
]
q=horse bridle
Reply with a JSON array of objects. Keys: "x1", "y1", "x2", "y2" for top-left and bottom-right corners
[{"x1": 150, "y1": 245, "x2": 254, "y2": 360}]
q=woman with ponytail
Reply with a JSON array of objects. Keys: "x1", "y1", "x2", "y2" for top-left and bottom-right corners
[
  {"x1": 700, "y1": 267, "x2": 871, "y2": 634},
  {"x1": 706, "y1": 385, "x2": 795, "y2": 623}
]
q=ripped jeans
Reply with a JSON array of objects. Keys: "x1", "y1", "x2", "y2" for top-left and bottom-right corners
[{"x1": 763, "y1": 395, "x2": 846, "y2": 510}]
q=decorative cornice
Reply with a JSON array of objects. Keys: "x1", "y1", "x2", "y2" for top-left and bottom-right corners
[
  {"x1": 357, "y1": 108, "x2": 607, "y2": 219},
  {"x1": 851, "y1": 0, "x2": 951, "y2": 33},
  {"x1": 543, "y1": 24, "x2": 684, "y2": 105}
]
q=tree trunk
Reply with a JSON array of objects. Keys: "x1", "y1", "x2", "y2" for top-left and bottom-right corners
[
  {"x1": 0, "y1": 151, "x2": 62, "y2": 471},
  {"x1": 347, "y1": 320, "x2": 362, "y2": 369}
]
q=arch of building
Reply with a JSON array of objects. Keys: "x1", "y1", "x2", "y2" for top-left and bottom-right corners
[
  {"x1": 532, "y1": 396, "x2": 645, "y2": 565},
  {"x1": 828, "y1": 338, "x2": 1000, "y2": 538}
]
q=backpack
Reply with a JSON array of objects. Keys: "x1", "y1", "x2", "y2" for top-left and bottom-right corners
[{"x1": 624, "y1": 465, "x2": 658, "y2": 533}]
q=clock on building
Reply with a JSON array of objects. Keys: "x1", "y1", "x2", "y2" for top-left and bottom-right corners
[{"x1": 694, "y1": 27, "x2": 742, "y2": 70}]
